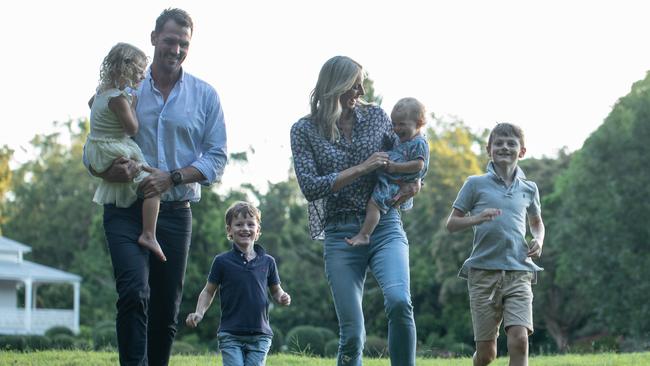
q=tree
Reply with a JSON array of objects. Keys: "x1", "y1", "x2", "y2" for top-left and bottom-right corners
[
  {"x1": 519, "y1": 150, "x2": 577, "y2": 352},
  {"x1": 0, "y1": 145, "x2": 13, "y2": 233},
  {"x1": 549, "y1": 71, "x2": 650, "y2": 341},
  {"x1": 362, "y1": 76, "x2": 383, "y2": 106},
  {"x1": 407, "y1": 116, "x2": 488, "y2": 345}
]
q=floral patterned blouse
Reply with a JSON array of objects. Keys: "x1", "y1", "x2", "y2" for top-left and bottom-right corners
[{"x1": 290, "y1": 105, "x2": 399, "y2": 239}]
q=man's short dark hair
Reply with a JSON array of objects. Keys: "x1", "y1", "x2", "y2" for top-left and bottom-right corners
[{"x1": 155, "y1": 8, "x2": 193, "y2": 34}]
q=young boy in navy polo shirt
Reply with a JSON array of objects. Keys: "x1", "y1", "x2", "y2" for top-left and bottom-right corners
[
  {"x1": 186, "y1": 201, "x2": 291, "y2": 366},
  {"x1": 446, "y1": 123, "x2": 545, "y2": 366}
]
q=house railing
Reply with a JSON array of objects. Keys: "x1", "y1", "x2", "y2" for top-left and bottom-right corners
[{"x1": 0, "y1": 308, "x2": 77, "y2": 335}]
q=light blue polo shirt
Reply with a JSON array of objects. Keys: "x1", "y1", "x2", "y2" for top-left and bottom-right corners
[{"x1": 452, "y1": 162, "x2": 542, "y2": 279}]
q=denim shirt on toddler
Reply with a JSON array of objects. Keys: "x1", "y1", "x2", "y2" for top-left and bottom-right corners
[{"x1": 452, "y1": 162, "x2": 543, "y2": 280}]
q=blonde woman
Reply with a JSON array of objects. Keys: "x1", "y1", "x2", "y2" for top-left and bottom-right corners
[{"x1": 290, "y1": 56, "x2": 418, "y2": 366}]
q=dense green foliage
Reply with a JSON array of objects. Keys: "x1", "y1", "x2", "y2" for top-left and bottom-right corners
[{"x1": 2, "y1": 72, "x2": 650, "y2": 356}]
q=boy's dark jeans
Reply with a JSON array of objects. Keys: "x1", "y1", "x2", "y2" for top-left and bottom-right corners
[{"x1": 103, "y1": 200, "x2": 192, "y2": 366}]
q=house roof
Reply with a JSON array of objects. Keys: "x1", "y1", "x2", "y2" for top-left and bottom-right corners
[
  {"x1": 0, "y1": 236, "x2": 32, "y2": 254},
  {"x1": 0, "y1": 260, "x2": 81, "y2": 283}
]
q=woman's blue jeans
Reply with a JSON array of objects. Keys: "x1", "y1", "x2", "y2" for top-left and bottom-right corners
[{"x1": 324, "y1": 208, "x2": 416, "y2": 366}]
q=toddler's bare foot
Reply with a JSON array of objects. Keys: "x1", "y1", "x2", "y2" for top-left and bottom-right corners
[
  {"x1": 345, "y1": 234, "x2": 370, "y2": 246},
  {"x1": 138, "y1": 233, "x2": 167, "y2": 262}
]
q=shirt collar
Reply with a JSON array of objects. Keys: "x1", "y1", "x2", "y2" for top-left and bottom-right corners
[
  {"x1": 144, "y1": 66, "x2": 185, "y2": 90},
  {"x1": 486, "y1": 161, "x2": 526, "y2": 183},
  {"x1": 231, "y1": 243, "x2": 266, "y2": 257}
]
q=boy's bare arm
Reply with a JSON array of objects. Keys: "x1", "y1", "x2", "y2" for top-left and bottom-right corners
[
  {"x1": 446, "y1": 207, "x2": 502, "y2": 233},
  {"x1": 270, "y1": 284, "x2": 291, "y2": 306},
  {"x1": 527, "y1": 214, "x2": 545, "y2": 258},
  {"x1": 185, "y1": 282, "x2": 219, "y2": 328},
  {"x1": 386, "y1": 159, "x2": 424, "y2": 174}
]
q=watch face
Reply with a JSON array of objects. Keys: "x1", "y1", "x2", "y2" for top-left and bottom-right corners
[{"x1": 172, "y1": 171, "x2": 182, "y2": 185}]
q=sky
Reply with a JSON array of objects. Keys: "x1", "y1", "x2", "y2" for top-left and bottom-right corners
[{"x1": 3, "y1": 1, "x2": 650, "y2": 191}]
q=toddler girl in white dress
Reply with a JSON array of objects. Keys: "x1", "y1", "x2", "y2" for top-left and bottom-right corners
[{"x1": 85, "y1": 43, "x2": 166, "y2": 262}]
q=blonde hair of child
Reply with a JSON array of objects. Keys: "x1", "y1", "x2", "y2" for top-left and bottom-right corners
[
  {"x1": 391, "y1": 97, "x2": 426, "y2": 129},
  {"x1": 98, "y1": 43, "x2": 147, "y2": 92}
]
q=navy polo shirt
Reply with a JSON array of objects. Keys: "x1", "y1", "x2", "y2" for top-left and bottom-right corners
[{"x1": 208, "y1": 243, "x2": 280, "y2": 336}]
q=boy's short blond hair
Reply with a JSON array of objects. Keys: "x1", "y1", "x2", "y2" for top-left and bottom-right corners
[
  {"x1": 391, "y1": 97, "x2": 426, "y2": 128},
  {"x1": 225, "y1": 201, "x2": 261, "y2": 226},
  {"x1": 487, "y1": 122, "x2": 526, "y2": 150}
]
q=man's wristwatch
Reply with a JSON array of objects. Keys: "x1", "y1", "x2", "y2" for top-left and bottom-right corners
[{"x1": 170, "y1": 170, "x2": 183, "y2": 186}]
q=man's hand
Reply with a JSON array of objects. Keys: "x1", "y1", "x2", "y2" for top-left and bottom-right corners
[
  {"x1": 138, "y1": 167, "x2": 171, "y2": 199},
  {"x1": 527, "y1": 238, "x2": 543, "y2": 259},
  {"x1": 185, "y1": 313, "x2": 203, "y2": 328},
  {"x1": 392, "y1": 179, "x2": 421, "y2": 207},
  {"x1": 92, "y1": 157, "x2": 139, "y2": 183}
]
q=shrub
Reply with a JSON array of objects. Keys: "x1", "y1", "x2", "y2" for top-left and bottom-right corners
[
  {"x1": 270, "y1": 325, "x2": 284, "y2": 354},
  {"x1": 324, "y1": 338, "x2": 339, "y2": 358},
  {"x1": 24, "y1": 335, "x2": 51, "y2": 351},
  {"x1": 171, "y1": 340, "x2": 197, "y2": 355},
  {"x1": 92, "y1": 323, "x2": 117, "y2": 350},
  {"x1": 0, "y1": 335, "x2": 26, "y2": 351},
  {"x1": 45, "y1": 326, "x2": 75, "y2": 338},
  {"x1": 207, "y1": 337, "x2": 219, "y2": 353},
  {"x1": 317, "y1": 327, "x2": 337, "y2": 343},
  {"x1": 50, "y1": 334, "x2": 76, "y2": 349},
  {"x1": 448, "y1": 342, "x2": 473, "y2": 357},
  {"x1": 286, "y1": 325, "x2": 325, "y2": 357},
  {"x1": 364, "y1": 335, "x2": 388, "y2": 358},
  {"x1": 73, "y1": 338, "x2": 93, "y2": 351},
  {"x1": 422, "y1": 332, "x2": 472, "y2": 358}
]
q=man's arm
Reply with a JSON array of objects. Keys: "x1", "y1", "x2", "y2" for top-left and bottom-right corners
[
  {"x1": 138, "y1": 166, "x2": 206, "y2": 199},
  {"x1": 185, "y1": 282, "x2": 219, "y2": 328},
  {"x1": 446, "y1": 207, "x2": 502, "y2": 233},
  {"x1": 527, "y1": 214, "x2": 545, "y2": 258},
  {"x1": 190, "y1": 90, "x2": 227, "y2": 185}
]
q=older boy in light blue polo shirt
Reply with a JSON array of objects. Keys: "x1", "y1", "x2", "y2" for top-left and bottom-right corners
[{"x1": 446, "y1": 123, "x2": 545, "y2": 366}]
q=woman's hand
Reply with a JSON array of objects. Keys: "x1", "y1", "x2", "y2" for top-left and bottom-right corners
[
  {"x1": 360, "y1": 152, "x2": 390, "y2": 174},
  {"x1": 392, "y1": 179, "x2": 421, "y2": 207}
]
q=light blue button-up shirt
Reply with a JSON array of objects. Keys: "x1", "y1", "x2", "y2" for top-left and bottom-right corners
[
  {"x1": 135, "y1": 68, "x2": 227, "y2": 202},
  {"x1": 83, "y1": 68, "x2": 227, "y2": 203},
  {"x1": 452, "y1": 162, "x2": 542, "y2": 279}
]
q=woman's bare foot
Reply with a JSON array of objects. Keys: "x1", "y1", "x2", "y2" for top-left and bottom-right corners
[
  {"x1": 138, "y1": 233, "x2": 167, "y2": 262},
  {"x1": 345, "y1": 233, "x2": 370, "y2": 246}
]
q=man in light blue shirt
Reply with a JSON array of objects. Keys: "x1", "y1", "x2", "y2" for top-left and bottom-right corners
[{"x1": 84, "y1": 8, "x2": 227, "y2": 366}]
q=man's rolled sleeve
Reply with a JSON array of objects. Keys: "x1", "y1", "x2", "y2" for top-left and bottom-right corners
[{"x1": 192, "y1": 91, "x2": 228, "y2": 185}]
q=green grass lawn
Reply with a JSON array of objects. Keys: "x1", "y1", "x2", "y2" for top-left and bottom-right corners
[{"x1": 2, "y1": 351, "x2": 650, "y2": 365}]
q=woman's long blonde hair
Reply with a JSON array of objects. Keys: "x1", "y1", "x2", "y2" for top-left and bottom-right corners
[
  {"x1": 309, "y1": 56, "x2": 364, "y2": 142},
  {"x1": 98, "y1": 43, "x2": 147, "y2": 92}
]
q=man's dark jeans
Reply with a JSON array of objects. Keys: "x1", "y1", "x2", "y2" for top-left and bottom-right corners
[{"x1": 103, "y1": 199, "x2": 192, "y2": 366}]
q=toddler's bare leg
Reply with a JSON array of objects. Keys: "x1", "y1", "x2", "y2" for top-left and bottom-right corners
[
  {"x1": 346, "y1": 199, "x2": 381, "y2": 246},
  {"x1": 138, "y1": 196, "x2": 166, "y2": 262}
]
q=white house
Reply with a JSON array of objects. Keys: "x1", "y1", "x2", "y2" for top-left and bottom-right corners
[{"x1": 0, "y1": 235, "x2": 81, "y2": 335}]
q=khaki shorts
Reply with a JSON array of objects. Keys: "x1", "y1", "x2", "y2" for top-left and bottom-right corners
[{"x1": 467, "y1": 268, "x2": 534, "y2": 341}]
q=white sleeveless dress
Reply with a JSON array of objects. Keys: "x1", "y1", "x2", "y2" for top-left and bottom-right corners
[{"x1": 85, "y1": 88, "x2": 149, "y2": 207}]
